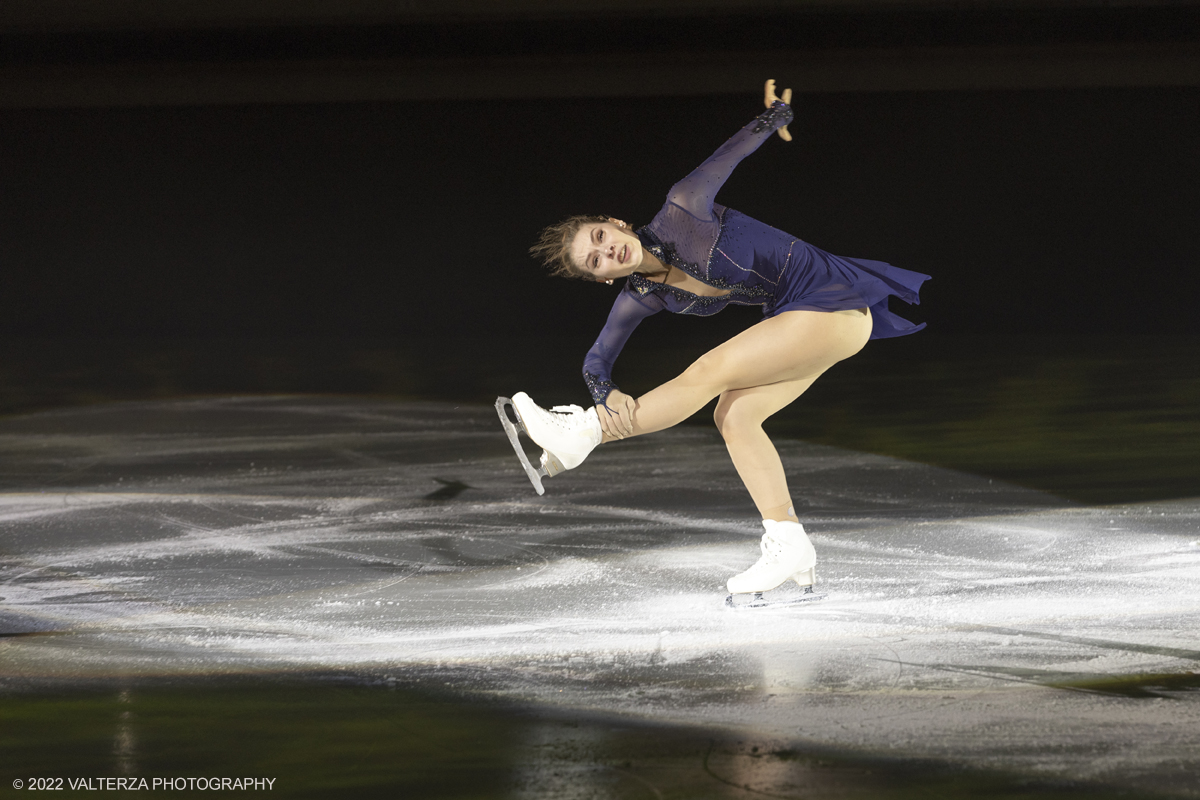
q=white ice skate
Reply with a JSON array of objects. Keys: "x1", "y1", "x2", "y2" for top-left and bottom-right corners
[
  {"x1": 725, "y1": 519, "x2": 821, "y2": 609},
  {"x1": 495, "y1": 392, "x2": 602, "y2": 495}
]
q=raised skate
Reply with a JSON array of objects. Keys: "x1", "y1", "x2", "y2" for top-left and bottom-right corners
[
  {"x1": 495, "y1": 392, "x2": 602, "y2": 495},
  {"x1": 726, "y1": 519, "x2": 822, "y2": 609}
]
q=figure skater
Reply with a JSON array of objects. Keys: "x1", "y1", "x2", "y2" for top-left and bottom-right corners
[{"x1": 500, "y1": 80, "x2": 928, "y2": 604}]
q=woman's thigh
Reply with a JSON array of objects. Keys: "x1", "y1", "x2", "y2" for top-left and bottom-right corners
[{"x1": 689, "y1": 307, "x2": 871, "y2": 393}]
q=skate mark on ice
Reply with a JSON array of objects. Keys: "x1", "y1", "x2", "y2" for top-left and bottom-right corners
[
  {"x1": 0, "y1": 630, "x2": 70, "y2": 639},
  {"x1": 1051, "y1": 670, "x2": 1200, "y2": 698},
  {"x1": 893, "y1": 661, "x2": 1200, "y2": 698},
  {"x1": 441, "y1": 536, "x2": 554, "y2": 591},
  {"x1": 477, "y1": 557, "x2": 601, "y2": 592},
  {"x1": 702, "y1": 739, "x2": 819, "y2": 800},
  {"x1": 817, "y1": 527, "x2": 1065, "y2": 570},
  {"x1": 955, "y1": 624, "x2": 1200, "y2": 662},
  {"x1": 555, "y1": 503, "x2": 756, "y2": 535},
  {"x1": 882, "y1": 661, "x2": 1107, "y2": 694},
  {"x1": 867, "y1": 638, "x2": 907, "y2": 691},
  {"x1": 599, "y1": 765, "x2": 665, "y2": 800}
]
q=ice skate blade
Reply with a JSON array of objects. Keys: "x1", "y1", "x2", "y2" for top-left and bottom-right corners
[
  {"x1": 725, "y1": 584, "x2": 822, "y2": 610},
  {"x1": 495, "y1": 396, "x2": 554, "y2": 495}
]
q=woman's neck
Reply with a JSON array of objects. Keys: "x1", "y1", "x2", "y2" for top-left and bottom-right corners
[{"x1": 637, "y1": 248, "x2": 669, "y2": 278}]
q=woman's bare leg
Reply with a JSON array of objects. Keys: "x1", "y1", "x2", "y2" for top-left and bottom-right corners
[
  {"x1": 596, "y1": 307, "x2": 871, "y2": 521},
  {"x1": 602, "y1": 308, "x2": 871, "y2": 442},
  {"x1": 713, "y1": 375, "x2": 824, "y2": 521}
]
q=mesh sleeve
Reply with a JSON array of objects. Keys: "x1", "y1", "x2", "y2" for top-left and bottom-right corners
[
  {"x1": 582, "y1": 284, "x2": 665, "y2": 405},
  {"x1": 665, "y1": 101, "x2": 794, "y2": 220}
]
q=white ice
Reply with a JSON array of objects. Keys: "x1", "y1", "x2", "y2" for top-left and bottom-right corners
[{"x1": 1, "y1": 397, "x2": 1197, "y2": 793}]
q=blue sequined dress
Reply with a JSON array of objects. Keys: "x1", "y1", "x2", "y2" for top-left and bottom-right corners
[{"x1": 582, "y1": 100, "x2": 930, "y2": 405}]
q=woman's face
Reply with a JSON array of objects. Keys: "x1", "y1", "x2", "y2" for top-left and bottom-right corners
[{"x1": 569, "y1": 220, "x2": 645, "y2": 282}]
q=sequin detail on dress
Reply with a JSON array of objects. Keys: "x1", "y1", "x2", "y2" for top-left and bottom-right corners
[
  {"x1": 715, "y1": 244, "x2": 783, "y2": 286},
  {"x1": 751, "y1": 101, "x2": 793, "y2": 134},
  {"x1": 583, "y1": 371, "x2": 618, "y2": 405},
  {"x1": 635, "y1": 228, "x2": 774, "y2": 313}
]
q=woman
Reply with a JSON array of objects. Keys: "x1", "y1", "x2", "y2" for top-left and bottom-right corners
[{"x1": 506, "y1": 80, "x2": 928, "y2": 604}]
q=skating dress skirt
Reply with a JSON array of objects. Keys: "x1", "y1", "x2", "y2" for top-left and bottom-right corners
[{"x1": 582, "y1": 101, "x2": 930, "y2": 406}]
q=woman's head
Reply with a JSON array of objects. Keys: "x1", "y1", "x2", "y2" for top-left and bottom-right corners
[
  {"x1": 530, "y1": 215, "x2": 649, "y2": 283},
  {"x1": 530, "y1": 215, "x2": 609, "y2": 280}
]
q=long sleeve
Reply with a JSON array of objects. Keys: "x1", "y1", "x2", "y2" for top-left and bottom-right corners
[
  {"x1": 582, "y1": 284, "x2": 665, "y2": 405},
  {"x1": 666, "y1": 101, "x2": 793, "y2": 220}
]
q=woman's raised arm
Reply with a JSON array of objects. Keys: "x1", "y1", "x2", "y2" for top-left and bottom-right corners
[{"x1": 665, "y1": 80, "x2": 794, "y2": 220}]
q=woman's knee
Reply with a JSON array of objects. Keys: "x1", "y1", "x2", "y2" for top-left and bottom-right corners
[
  {"x1": 714, "y1": 393, "x2": 765, "y2": 440},
  {"x1": 713, "y1": 393, "x2": 732, "y2": 431},
  {"x1": 682, "y1": 350, "x2": 733, "y2": 392}
]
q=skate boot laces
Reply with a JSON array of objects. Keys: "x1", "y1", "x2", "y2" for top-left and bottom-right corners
[
  {"x1": 759, "y1": 532, "x2": 790, "y2": 564},
  {"x1": 549, "y1": 404, "x2": 584, "y2": 414},
  {"x1": 539, "y1": 405, "x2": 587, "y2": 436}
]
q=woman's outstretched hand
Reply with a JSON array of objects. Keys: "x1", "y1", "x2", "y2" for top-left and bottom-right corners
[
  {"x1": 596, "y1": 390, "x2": 636, "y2": 440},
  {"x1": 764, "y1": 79, "x2": 793, "y2": 142}
]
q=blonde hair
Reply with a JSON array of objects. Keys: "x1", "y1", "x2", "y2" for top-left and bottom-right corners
[{"x1": 529, "y1": 214, "x2": 609, "y2": 279}]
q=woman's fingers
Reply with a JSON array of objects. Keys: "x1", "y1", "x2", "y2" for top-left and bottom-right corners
[
  {"x1": 598, "y1": 405, "x2": 626, "y2": 440},
  {"x1": 766, "y1": 81, "x2": 793, "y2": 139},
  {"x1": 596, "y1": 405, "x2": 618, "y2": 439},
  {"x1": 596, "y1": 397, "x2": 635, "y2": 439},
  {"x1": 617, "y1": 396, "x2": 635, "y2": 436},
  {"x1": 776, "y1": 86, "x2": 793, "y2": 140},
  {"x1": 765, "y1": 79, "x2": 792, "y2": 108}
]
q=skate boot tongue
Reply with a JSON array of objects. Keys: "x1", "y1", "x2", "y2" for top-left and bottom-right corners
[{"x1": 762, "y1": 519, "x2": 807, "y2": 547}]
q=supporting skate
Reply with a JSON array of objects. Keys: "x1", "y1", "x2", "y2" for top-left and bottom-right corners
[
  {"x1": 725, "y1": 519, "x2": 822, "y2": 609},
  {"x1": 725, "y1": 581, "x2": 822, "y2": 609},
  {"x1": 495, "y1": 392, "x2": 602, "y2": 495}
]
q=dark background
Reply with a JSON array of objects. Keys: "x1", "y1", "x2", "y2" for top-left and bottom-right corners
[
  {"x1": 1, "y1": 87, "x2": 1198, "y2": 339},
  {"x1": 1, "y1": 0, "x2": 1197, "y2": 501},
  {"x1": 2, "y1": 0, "x2": 1198, "y2": 342}
]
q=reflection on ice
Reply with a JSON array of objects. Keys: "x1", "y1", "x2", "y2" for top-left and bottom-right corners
[{"x1": 114, "y1": 690, "x2": 136, "y2": 777}]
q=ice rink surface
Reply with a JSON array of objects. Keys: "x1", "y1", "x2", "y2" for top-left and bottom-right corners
[{"x1": 1, "y1": 397, "x2": 1198, "y2": 794}]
